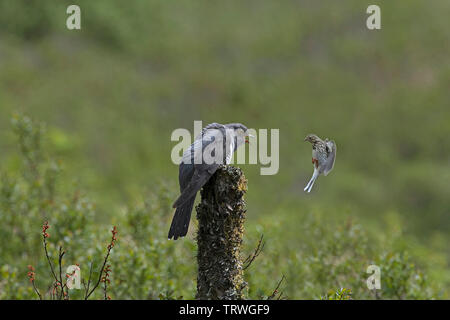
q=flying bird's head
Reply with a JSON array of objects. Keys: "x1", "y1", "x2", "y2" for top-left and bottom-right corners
[
  {"x1": 304, "y1": 133, "x2": 321, "y2": 144},
  {"x1": 225, "y1": 123, "x2": 253, "y2": 145}
]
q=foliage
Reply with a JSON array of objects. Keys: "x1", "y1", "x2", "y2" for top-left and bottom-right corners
[
  {"x1": 0, "y1": 115, "x2": 444, "y2": 299},
  {"x1": 0, "y1": 0, "x2": 449, "y2": 299},
  {"x1": 321, "y1": 288, "x2": 352, "y2": 300},
  {"x1": 0, "y1": 115, "x2": 196, "y2": 299},
  {"x1": 244, "y1": 209, "x2": 439, "y2": 299}
]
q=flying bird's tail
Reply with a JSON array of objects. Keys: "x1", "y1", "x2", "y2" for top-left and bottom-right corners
[
  {"x1": 168, "y1": 195, "x2": 196, "y2": 240},
  {"x1": 304, "y1": 168, "x2": 319, "y2": 193}
]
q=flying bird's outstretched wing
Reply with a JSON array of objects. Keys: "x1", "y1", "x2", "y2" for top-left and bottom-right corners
[{"x1": 323, "y1": 140, "x2": 336, "y2": 176}]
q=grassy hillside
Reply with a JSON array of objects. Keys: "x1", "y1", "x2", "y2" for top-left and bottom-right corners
[{"x1": 0, "y1": 0, "x2": 449, "y2": 299}]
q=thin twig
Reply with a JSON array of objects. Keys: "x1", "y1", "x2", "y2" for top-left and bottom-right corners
[
  {"x1": 84, "y1": 262, "x2": 94, "y2": 299},
  {"x1": 268, "y1": 275, "x2": 286, "y2": 300},
  {"x1": 41, "y1": 221, "x2": 61, "y2": 299},
  {"x1": 243, "y1": 234, "x2": 265, "y2": 270},
  {"x1": 103, "y1": 278, "x2": 107, "y2": 300},
  {"x1": 85, "y1": 248, "x2": 111, "y2": 299},
  {"x1": 43, "y1": 235, "x2": 59, "y2": 285},
  {"x1": 31, "y1": 280, "x2": 42, "y2": 300},
  {"x1": 276, "y1": 290, "x2": 285, "y2": 300},
  {"x1": 85, "y1": 226, "x2": 117, "y2": 300},
  {"x1": 82, "y1": 279, "x2": 87, "y2": 292},
  {"x1": 58, "y1": 246, "x2": 65, "y2": 300}
]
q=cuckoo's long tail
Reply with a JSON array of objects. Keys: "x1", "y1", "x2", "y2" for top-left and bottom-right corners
[{"x1": 168, "y1": 195, "x2": 196, "y2": 240}]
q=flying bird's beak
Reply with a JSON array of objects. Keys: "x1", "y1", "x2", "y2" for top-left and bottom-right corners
[{"x1": 304, "y1": 137, "x2": 308, "y2": 141}]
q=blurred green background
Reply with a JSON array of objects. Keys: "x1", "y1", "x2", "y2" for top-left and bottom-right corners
[{"x1": 0, "y1": 0, "x2": 449, "y2": 299}]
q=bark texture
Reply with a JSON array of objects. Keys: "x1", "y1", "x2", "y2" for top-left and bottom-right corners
[{"x1": 196, "y1": 165, "x2": 247, "y2": 300}]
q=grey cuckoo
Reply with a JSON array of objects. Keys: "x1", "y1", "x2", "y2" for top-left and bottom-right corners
[{"x1": 168, "y1": 122, "x2": 250, "y2": 240}]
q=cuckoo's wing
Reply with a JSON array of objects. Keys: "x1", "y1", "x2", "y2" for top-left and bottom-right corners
[
  {"x1": 192, "y1": 123, "x2": 226, "y2": 141},
  {"x1": 174, "y1": 123, "x2": 226, "y2": 207},
  {"x1": 172, "y1": 164, "x2": 219, "y2": 208},
  {"x1": 323, "y1": 140, "x2": 336, "y2": 176},
  {"x1": 182, "y1": 127, "x2": 226, "y2": 165}
]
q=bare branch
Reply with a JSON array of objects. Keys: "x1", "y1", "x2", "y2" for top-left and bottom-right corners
[
  {"x1": 57, "y1": 246, "x2": 66, "y2": 300},
  {"x1": 267, "y1": 275, "x2": 286, "y2": 300},
  {"x1": 30, "y1": 279, "x2": 42, "y2": 300},
  {"x1": 85, "y1": 248, "x2": 111, "y2": 299},
  {"x1": 84, "y1": 262, "x2": 94, "y2": 299},
  {"x1": 85, "y1": 226, "x2": 117, "y2": 300},
  {"x1": 43, "y1": 234, "x2": 58, "y2": 284},
  {"x1": 243, "y1": 234, "x2": 265, "y2": 270}
]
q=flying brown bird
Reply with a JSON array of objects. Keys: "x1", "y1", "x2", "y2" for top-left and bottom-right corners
[{"x1": 304, "y1": 134, "x2": 336, "y2": 193}]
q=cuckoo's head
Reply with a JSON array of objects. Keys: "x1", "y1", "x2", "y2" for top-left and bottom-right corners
[{"x1": 225, "y1": 123, "x2": 252, "y2": 144}]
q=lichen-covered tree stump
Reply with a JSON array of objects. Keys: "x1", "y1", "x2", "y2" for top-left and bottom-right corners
[{"x1": 195, "y1": 166, "x2": 247, "y2": 300}]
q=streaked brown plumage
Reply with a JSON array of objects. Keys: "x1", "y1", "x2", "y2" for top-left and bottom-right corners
[{"x1": 304, "y1": 134, "x2": 336, "y2": 193}]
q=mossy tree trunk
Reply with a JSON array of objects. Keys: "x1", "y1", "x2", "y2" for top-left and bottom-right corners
[{"x1": 196, "y1": 166, "x2": 247, "y2": 300}]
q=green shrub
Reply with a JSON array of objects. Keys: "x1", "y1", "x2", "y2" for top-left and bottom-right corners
[{"x1": 0, "y1": 115, "x2": 444, "y2": 299}]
